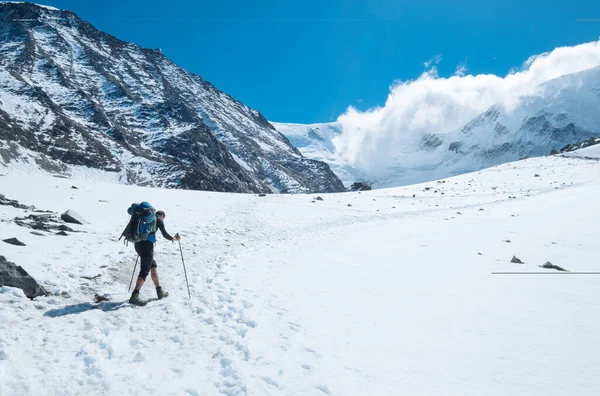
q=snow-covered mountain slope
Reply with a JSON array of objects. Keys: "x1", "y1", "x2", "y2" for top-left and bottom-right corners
[
  {"x1": 271, "y1": 121, "x2": 364, "y2": 187},
  {"x1": 1, "y1": 147, "x2": 599, "y2": 395},
  {"x1": 434, "y1": 66, "x2": 600, "y2": 177},
  {"x1": 0, "y1": 2, "x2": 344, "y2": 193},
  {"x1": 277, "y1": 66, "x2": 600, "y2": 189}
]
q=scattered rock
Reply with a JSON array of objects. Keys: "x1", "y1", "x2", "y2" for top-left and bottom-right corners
[
  {"x1": 61, "y1": 291, "x2": 71, "y2": 299},
  {"x1": 315, "y1": 196, "x2": 323, "y2": 201},
  {"x1": 258, "y1": 193, "x2": 266, "y2": 197},
  {"x1": 0, "y1": 194, "x2": 32, "y2": 210},
  {"x1": 14, "y1": 214, "x2": 74, "y2": 233},
  {"x1": 94, "y1": 294, "x2": 110, "y2": 302},
  {"x1": 534, "y1": 174, "x2": 540, "y2": 177},
  {"x1": 510, "y1": 255, "x2": 524, "y2": 264},
  {"x1": 99, "y1": 200, "x2": 109, "y2": 203},
  {"x1": 539, "y1": 261, "x2": 567, "y2": 272},
  {"x1": 412, "y1": 194, "x2": 415, "y2": 198},
  {"x1": 477, "y1": 253, "x2": 483, "y2": 256},
  {"x1": 81, "y1": 274, "x2": 101, "y2": 280},
  {"x1": 56, "y1": 231, "x2": 69, "y2": 236},
  {"x1": 424, "y1": 187, "x2": 431, "y2": 191},
  {"x1": 3, "y1": 238, "x2": 26, "y2": 246},
  {"x1": 61, "y1": 209, "x2": 87, "y2": 225},
  {"x1": 347, "y1": 204, "x2": 352, "y2": 207},
  {"x1": 479, "y1": 208, "x2": 484, "y2": 211},
  {"x1": 30, "y1": 231, "x2": 45, "y2": 236},
  {"x1": 0, "y1": 255, "x2": 47, "y2": 299},
  {"x1": 504, "y1": 240, "x2": 511, "y2": 243},
  {"x1": 456, "y1": 212, "x2": 462, "y2": 215},
  {"x1": 71, "y1": 185, "x2": 78, "y2": 189}
]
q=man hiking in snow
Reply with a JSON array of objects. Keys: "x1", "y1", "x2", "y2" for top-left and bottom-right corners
[{"x1": 123, "y1": 203, "x2": 181, "y2": 306}]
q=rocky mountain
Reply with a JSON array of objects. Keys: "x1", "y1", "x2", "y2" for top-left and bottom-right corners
[{"x1": 0, "y1": 2, "x2": 345, "y2": 193}]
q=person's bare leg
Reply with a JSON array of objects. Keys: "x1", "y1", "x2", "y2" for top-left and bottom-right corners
[
  {"x1": 134, "y1": 276, "x2": 145, "y2": 291},
  {"x1": 150, "y1": 267, "x2": 160, "y2": 288}
]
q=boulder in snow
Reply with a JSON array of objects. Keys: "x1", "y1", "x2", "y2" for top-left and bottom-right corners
[
  {"x1": 61, "y1": 209, "x2": 87, "y2": 225},
  {"x1": 539, "y1": 261, "x2": 567, "y2": 272},
  {"x1": 510, "y1": 255, "x2": 524, "y2": 264},
  {"x1": 0, "y1": 256, "x2": 47, "y2": 299},
  {"x1": 3, "y1": 238, "x2": 26, "y2": 246}
]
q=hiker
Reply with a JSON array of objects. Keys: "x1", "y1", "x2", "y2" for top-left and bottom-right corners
[{"x1": 126, "y1": 203, "x2": 180, "y2": 306}]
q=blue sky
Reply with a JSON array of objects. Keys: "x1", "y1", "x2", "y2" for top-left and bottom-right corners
[{"x1": 37, "y1": 0, "x2": 600, "y2": 123}]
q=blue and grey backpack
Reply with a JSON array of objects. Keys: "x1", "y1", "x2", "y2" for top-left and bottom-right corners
[{"x1": 119, "y1": 201, "x2": 157, "y2": 245}]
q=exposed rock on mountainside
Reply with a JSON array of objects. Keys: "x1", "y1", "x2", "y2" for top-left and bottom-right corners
[{"x1": 0, "y1": 2, "x2": 345, "y2": 193}]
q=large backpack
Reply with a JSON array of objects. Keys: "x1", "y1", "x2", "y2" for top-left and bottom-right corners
[{"x1": 119, "y1": 202, "x2": 157, "y2": 245}]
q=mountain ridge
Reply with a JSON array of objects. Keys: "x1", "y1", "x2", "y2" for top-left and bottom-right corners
[{"x1": 0, "y1": 2, "x2": 346, "y2": 193}]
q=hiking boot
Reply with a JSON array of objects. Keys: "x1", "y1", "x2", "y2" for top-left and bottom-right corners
[
  {"x1": 129, "y1": 292, "x2": 147, "y2": 306},
  {"x1": 157, "y1": 286, "x2": 169, "y2": 300}
]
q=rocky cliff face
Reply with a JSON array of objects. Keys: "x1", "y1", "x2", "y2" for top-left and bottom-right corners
[{"x1": 0, "y1": 2, "x2": 345, "y2": 193}]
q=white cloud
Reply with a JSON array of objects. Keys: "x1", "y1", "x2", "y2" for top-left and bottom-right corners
[
  {"x1": 424, "y1": 54, "x2": 442, "y2": 69},
  {"x1": 333, "y1": 39, "x2": 600, "y2": 179},
  {"x1": 455, "y1": 62, "x2": 468, "y2": 77}
]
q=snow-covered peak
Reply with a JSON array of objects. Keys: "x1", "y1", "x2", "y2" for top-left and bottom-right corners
[{"x1": 0, "y1": 2, "x2": 60, "y2": 11}]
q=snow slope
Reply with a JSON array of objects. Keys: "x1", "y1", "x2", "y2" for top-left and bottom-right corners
[{"x1": 1, "y1": 149, "x2": 600, "y2": 395}]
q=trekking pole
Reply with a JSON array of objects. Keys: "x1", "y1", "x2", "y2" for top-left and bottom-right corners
[
  {"x1": 178, "y1": 239, "x2": 191, "y2": 299},
  {"x1": 128, "y1": 255, "x2": 139, "y2": 293}
]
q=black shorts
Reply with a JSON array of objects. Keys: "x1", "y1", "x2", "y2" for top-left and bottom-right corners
[{"x1": 134, "y1": 240, "x2": 157, "y2": 279}]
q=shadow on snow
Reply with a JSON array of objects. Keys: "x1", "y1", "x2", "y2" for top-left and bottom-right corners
[{"x1": 43, "y1": 301, "x2": 145, "y2": 317}]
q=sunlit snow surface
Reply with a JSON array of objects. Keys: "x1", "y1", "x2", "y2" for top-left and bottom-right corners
[{"x1": 1, "y1": 148, "x2": 599, "y2": 395}]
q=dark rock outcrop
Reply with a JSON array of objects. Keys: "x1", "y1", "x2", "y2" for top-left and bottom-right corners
[
  {"x1": 0, "y1": 256, "x2": 47, "y2": 299},
  {"x1": 3, "y1": 238, "x2": 25, "y2": 246},
  {"x1": 0, "y1": 194, "x2": 31, "y2": 210},
  {"x1": 14, "y1": 214, "x2": 75, "y2": 233},
  {"x1": 349, "y1": 182, "x2": 372, "y2": 192},
  {"x1": 556, "y1": 137, "x2": 600, "y2": 155}
]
